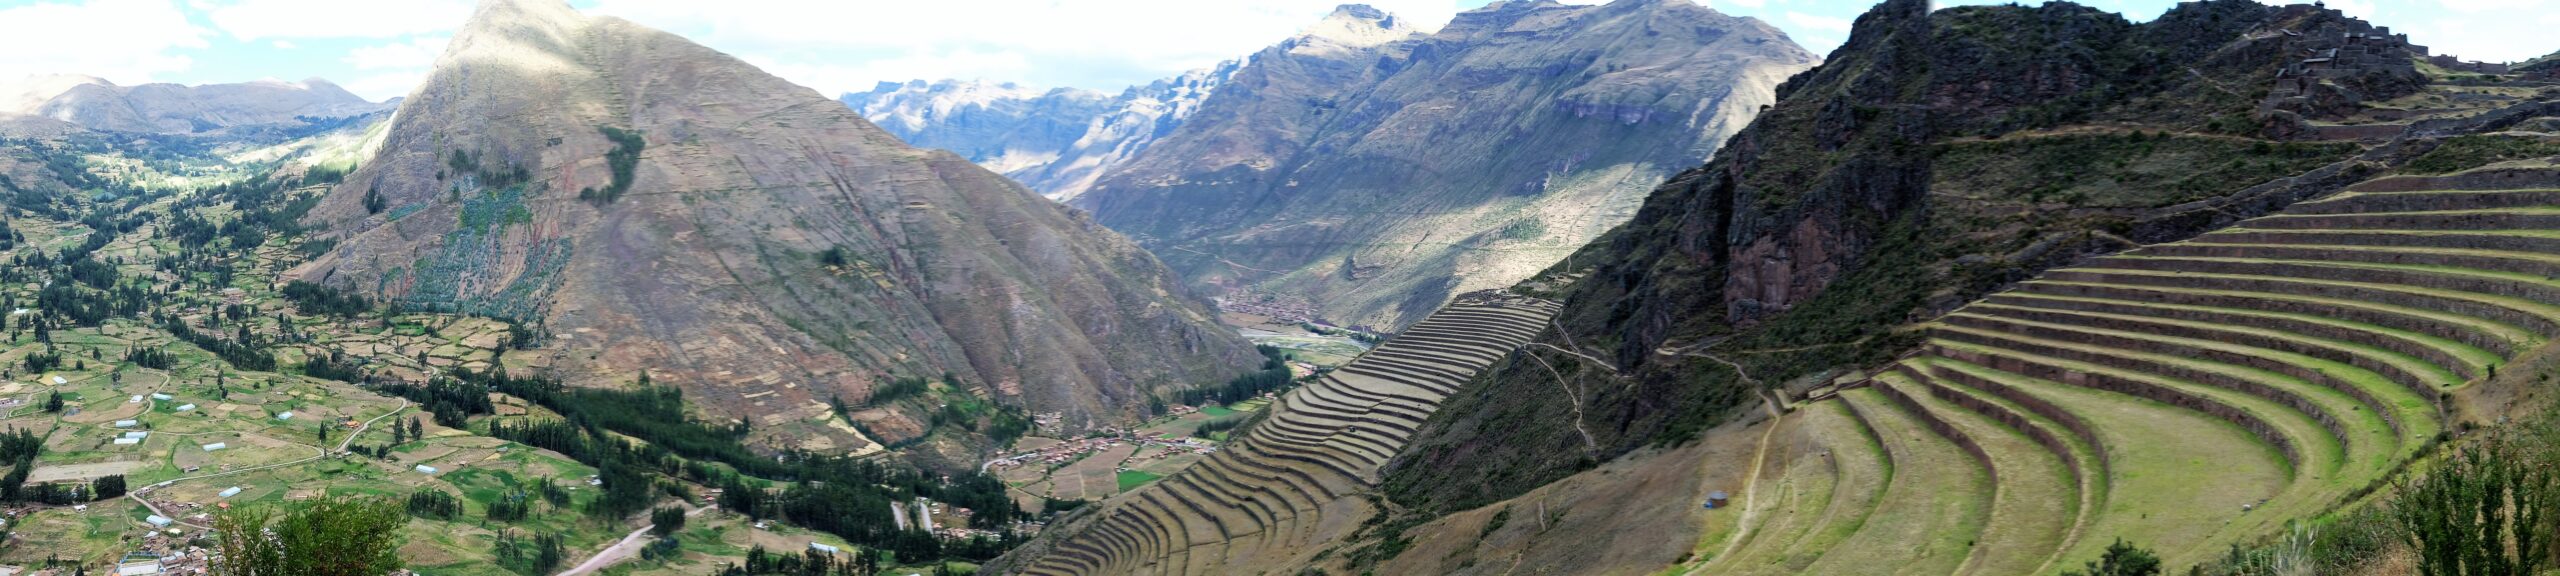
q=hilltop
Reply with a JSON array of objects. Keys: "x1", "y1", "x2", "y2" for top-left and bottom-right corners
[
  {"x1": 0, "y1": 74, "x2": 389, "y2": 135},
  {"x1": 292, "y1": 0, "x2": 1260, "y2": 460}
]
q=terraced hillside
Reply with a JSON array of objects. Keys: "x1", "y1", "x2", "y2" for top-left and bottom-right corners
[
  {"x1": 1708, "y1": 168, "x2": 2560, "y2": 573},
  {"x1": 991, "y1": 292, "x2": 1561, "y2": 575}
]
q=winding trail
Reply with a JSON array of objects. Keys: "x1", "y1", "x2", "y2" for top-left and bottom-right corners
[
  {"x1": 1523, "y1": 348, "x2": 1601, "y2": 454},
  {"x1": 1693, "y1": 408, "x2": 1785, "y2": 574}
]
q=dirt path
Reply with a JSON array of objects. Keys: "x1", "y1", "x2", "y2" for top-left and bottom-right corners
[
  {"x1": 556, "y1": 504, "x2": 716, "y2": 576},
  {"x1": 1694, "y1": 408, "x2": 1785, "y2": 574}
]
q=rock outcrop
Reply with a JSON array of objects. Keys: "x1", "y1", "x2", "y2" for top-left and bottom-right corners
[
  {"x1": 0, "y1": 74, "x2": 389, "y2": 134},
  {"x1": 1387, "y1": 0, "x2": 2390, "y2": 521},
  {"x1": 295, "y1": 0, "x2": 1260, "y2": 458},
  {"x1": 1069, "y1": 0, "x2": 1818, "y2": 330}
]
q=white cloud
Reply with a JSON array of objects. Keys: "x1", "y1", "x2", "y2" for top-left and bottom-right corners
[
  {"x1": 0, "y1": 0, "x2": 207, "y2": 86},
  {"x1": 587, "y1": 0, "x2": 1475, "y2": 94},
  {"x1": 2435, "y1": 0, "x2": 2544, "y2": 12},
  {"x1": 202, "y1": 0, "x2": 472, "y2": 40},
  {"x1": 1783, "y1": 11, "x2": 1852, "y2": 33},
  {"x1": 271, "y1": 39, "x2": 296, "y2": 49},
  {"x1": 342, "y1": 71, "x2": 428, "y2": 102},
  {"x1": 1720, "y1": 0, "x2": 1768, "y2": 8},
  {"x1": 344, "y1": 36, "x2": 450, "y2": 70}
]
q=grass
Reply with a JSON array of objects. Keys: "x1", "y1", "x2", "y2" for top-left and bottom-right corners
[
  {"x1": 1961, "y1": 305, "x2": 2443, "y2": 445},
  {"x1": 1198, "y1": 405, "x2": 1237, "y2": 417},
  {"x1": 1116, "y1": 469, "x2": 1164, "y2": 492},
  {"x1": 1933, "y1": 326, "x2": 2364, "y2": 481},
  {"x1": 2057, "y1": 266, "x2": 2560, "y2": 338},
  {"x1": 2396, "y1": 134, "x2": 2560, "y2": 174},
  {"x1": 1794, "y1": 388, "x2": 1989, "y2": 576},
  {"x1": 1702, "y1": 401, "x2": 1886, "y2": 576},
  {"x1": 1875, "y1": 371, "x2": 2077, "y2": 576},
  {"x1": 1925, "y1": 355, "x2": 2290, "y2": 570},
  {"x1": 1995, "y1": 291, "x2": 2503, "y2": 376}
]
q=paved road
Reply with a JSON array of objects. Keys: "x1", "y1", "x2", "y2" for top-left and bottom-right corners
[{"x1": 127, "y1": 399, "x2": 410, "y2": 530}]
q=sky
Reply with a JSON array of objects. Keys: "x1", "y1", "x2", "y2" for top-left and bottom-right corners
[{"x1": 0, "y1": 0, "x2": 2549, "y2": 103}]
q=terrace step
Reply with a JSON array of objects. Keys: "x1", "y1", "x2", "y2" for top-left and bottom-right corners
[
  {"x1": 1707, "y1": 401, "x2": 1895, "y2": 576},
  {"x1": 1924, "y1": 335, "x2": 2333, "y2": 479},
  {"x1": 2241, "y1": 207, "x2": 2560, "y2": 231},
  {"x1": 1912, "y1": 353, "x2": 2290, "y2": 568},
  {"x1": 2203, "y1": 228, "x2": 2560, "y2": 257},
  {"x1": 2016, "y1": 279, "x2": 2533, "y2": 357},
  {"x1": 1985, "y1": 291, "x2": 2495, "y2": 382},
  {"x1": 1950, "y1": 306, "x2": 2437, "y2": 445},
  {"x1": 2282, "y1": 188, "x2": 2560, "y2": 214},
  {"x1": 1796, "y1": 388, "x2": 1992, "y2": 576},
  {"x1": 1873, "y1": 370, "x2": 2078, "y2": 576},
  {"x1": 2041, "y1": 267, "x2": 2560, "y2": 337}
]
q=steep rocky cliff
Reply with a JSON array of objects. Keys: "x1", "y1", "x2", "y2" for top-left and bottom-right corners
[
  {"x1": 1385, "y1": 0, "x2": 2390, "y2": 517},
  {"x1": 1072, "y1": 0, "x2": 1817, "y2": 330},
  {"x1": 294, "y1": 0, "x2": 1259, "y2": 459},
  {"x1": 842, "y1": 64, "x2": 1236, "y2": 201},
  {"x1": 0, "y1": 74, "x2": 389, "y2": 135}
]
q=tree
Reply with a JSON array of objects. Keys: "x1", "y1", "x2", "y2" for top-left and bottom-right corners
[
  {"x1": 651, "y1": 506, "x2": 687, "y2": 537},
  {"x1": 91, "y1": 475, "x2": 125, "y2": 499},
  {"x1": 213, "y1": 495, "x2": 406, "y2": 576},
  {"x1": 41, "y1": 391, "x2": 61, "y2": 413},
  {"x1": 2391, "y1": 430, "x2": 2555, "y2": 576},
  {"x1": 2063, "y1": 539, "x2": 2162, "y2": 576}
]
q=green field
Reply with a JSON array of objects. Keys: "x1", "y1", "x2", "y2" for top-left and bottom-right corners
[{"x1": 1117, "y1": 469, "x2": 1164, "y2": 492}]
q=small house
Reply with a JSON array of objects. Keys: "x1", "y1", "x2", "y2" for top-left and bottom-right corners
[
  {"x1": 1704, "y1": 490, "x2": 1731, "y2": 510},
  {"x1": 150, "y1": 393, "x2": 173, "y2": 401},
  {"x1": 275, "y1": 411, "x2": 293, "y2": 421},
  {"x1": 219, "y1": 487, "x2": 243, "y2": 498},
  {"x1": 202, "y1": 442, "x2": 227, "y2": 451},
  {"x1": 174, "y1": 404, "x2": 196, "y2": 411},
  {"x1": 112, "y1": 438, "x2": 141, "y2": 445},
  {"x1": 122, "y1": 431, "x2": 147, "y2": 439},
  {"x1": 414, "y1": 465, "x2": 439, "y2": 474},
  {"x1": 112, "y1": 420, "x2": 138, "y2": 428},
  {"x1": 144, "y1": 515, "x2": 173, "y2": 527}
]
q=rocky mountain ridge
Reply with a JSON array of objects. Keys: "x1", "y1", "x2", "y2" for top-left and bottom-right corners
[
  {"x1": 839, "y1": 70, "x2": 1243, "y2": 202},
  {"x1": 0, "y1": 74, "x2": 389, "y2": 135},
  {"x1": 296, "y1": 0, "x2": 1259, "y2": 460},
  {"x1": 1070, "y1": 0, "x2": 1818, "y2": 330}
]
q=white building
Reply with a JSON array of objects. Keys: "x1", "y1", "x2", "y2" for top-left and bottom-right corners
[
  {"x1": 201, "y1": 443, "x2": 227, "y2": 451},
  {"x1": 275, "y1": 411, "x2": 293, "y2": 421},
  {"x1": 112, "y1": 420, "x2": 138, "y2": 428},
  {"x1": 809, "y1": 543, "x2": 840, "y2": 554},
  {"x1": 219, "y1": 487, "x2": 243, "y2": 498},
  {"x1": 174, "y1": 404, "x2": 196, "y2": 411},
  {"x1": 414, "y1": 465, "x2": 439, "y2": 474},
  {"x1": 143, "y1": 515, "x2": 172, "y2": 527},
  {"x1": 150, "y1": 393, "x2": 173, "y2": 401}
]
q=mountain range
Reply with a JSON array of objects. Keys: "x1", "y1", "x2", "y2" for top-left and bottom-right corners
[
  {"x1": 0, "y1": 74, "x2": 390, "y2": 135},
  {"x1": 864, "y1": 1, "x2": 1818, "y2": 330},
  {"x1": 290, "y1": 0, "x2": 1260, "y2": 460}
]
